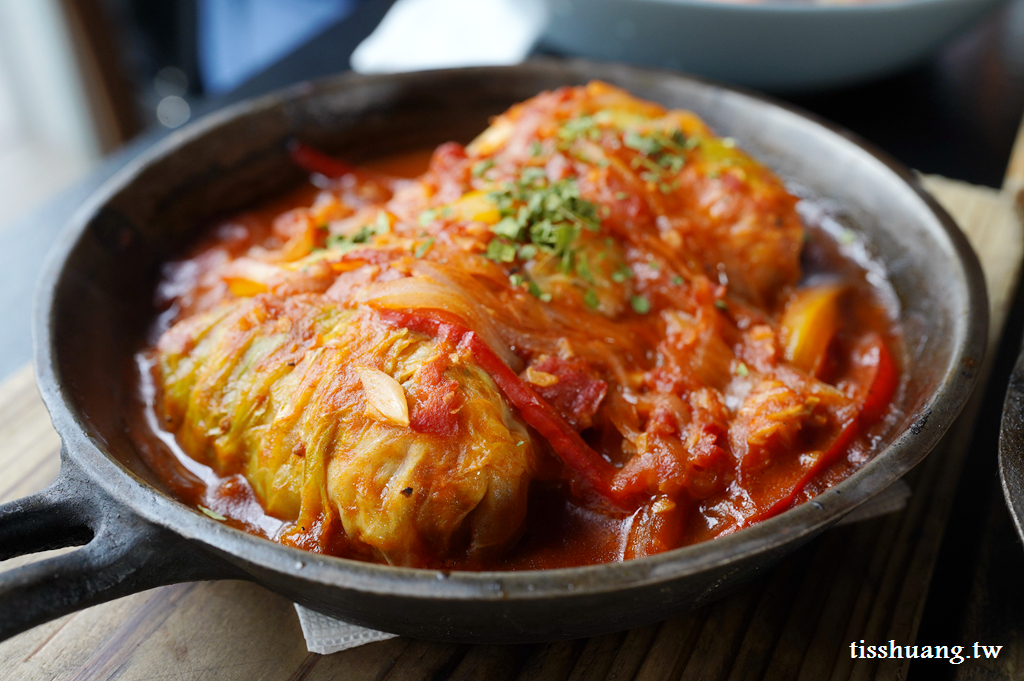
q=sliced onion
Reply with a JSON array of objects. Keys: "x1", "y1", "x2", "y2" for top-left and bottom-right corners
[{"x1": 356, "y1": 272, "x2": 522, "y2": 371}]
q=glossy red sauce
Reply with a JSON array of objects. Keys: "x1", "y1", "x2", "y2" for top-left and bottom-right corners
[{"x1": 127, "y1": 146, "x2": 903, "y2": 570}]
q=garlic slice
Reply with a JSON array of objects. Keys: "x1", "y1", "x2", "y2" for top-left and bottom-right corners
[
  {"x1": 523, "y1": 367, "x2": 559, "y2": 387},
  {"x1": 354, "y1": 366, "x2": 410, "y2": 428}
]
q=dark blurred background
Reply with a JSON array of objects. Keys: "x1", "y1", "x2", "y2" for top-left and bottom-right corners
[{"x1": 0, "y1": 0, "x2": 1020, "y2": 230}]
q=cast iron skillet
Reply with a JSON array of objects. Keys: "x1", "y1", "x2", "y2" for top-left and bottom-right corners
[
  {"x1": 999, "y1": 343, "x2": 1024, "y2": 540},
  {"x1": 0, "y1": 60, "x2": 987, "y2": 643}
]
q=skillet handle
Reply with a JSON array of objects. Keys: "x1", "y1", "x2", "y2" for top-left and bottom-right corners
[{"x1": 0, "y1": 453, "x2": 240, "y2": 642}]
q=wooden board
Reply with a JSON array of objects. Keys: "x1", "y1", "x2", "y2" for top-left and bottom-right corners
[
  {"x1": 943, "y1": 118, "x2": 1024, "y2": 681},
  {"x1": 0, "y1": 173, "x2": 1021, "y2": 681}
]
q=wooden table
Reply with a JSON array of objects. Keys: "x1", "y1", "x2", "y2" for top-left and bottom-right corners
[{"x1": 1, "y1": 159, "x2": 1021, "y2": 679}]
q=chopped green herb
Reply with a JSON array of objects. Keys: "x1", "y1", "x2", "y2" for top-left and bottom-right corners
[
  {"x1": 648, "y1": 261, "x2": 660, "y2": 271},
  {"x1": 472, "y1": 159, "x2": 495, "y2": 177},
  {"x1": 518, "y1": 243, "x2": 538, "y2": 260},
  {"x1": 659, "y1": 155, "x2": 685, "y2": 173},
  {"x1": 558, "y1": 115, "x2": 601, "y2": 143},
  {"x1": 414, "y1": 238, "x2": 435, "y2": 258},
  {"x1": 482, "y1": 172, "x2": 602, "y2": 278},
  {"x1": 622, "y1": 128, "x2": 690, "y2": 192},
  {"x1": 632, "y1": 155, "x2": 663, "y2": 173},
  {"x1": 492, "y1": 217, "x2": 523, "y2": 240},
  {"x1": 714, "y1": 299, "x2": 728, "y2": 310},
  {"x1": 485, "y1": 239, "x2": 517, "y2": 263},
  {"x1": 631, "y1": 295, "x2": 651, "y2": 314},
  {"x1": 509, "y1": 273, "x2": 525, "y2": 286},
  {"x1": 624, "y1": 129, "x2": 663, "y2": 156},
  {"x1": 583, "y1": 289, "x2": 600, "y2": 310},
  {"x1": 199, "y1": 505, "x2": 226, "y2": 521},
  {"x1": 611, "y1": 264, "x2": 634, "y2": 283},
  {"x1": 614, "y1": 192, "x2": 629, "y2": 201},
  {"x1": 529, "y1": 141, "x2": 543, "y2": 157},
  {"x1": 735, "y1": 362, "x2": 749, "y2": 377},
  {"x1": 325, "y1": 211, "x2": 389, "y2": 252},
  {"x1": 576, "y1": 252, "x2": 595, "y2": 284},
  {"x1": 671, "y1": 275, "x2": 683, "y2": 285},
  {"x1": 520, "y1": 166, "x2": 547, "y2": 186},
  {"x1": 528, "y1": 281, "x2": 552, "y2": 302},
  {"x1": 418, "y1": 209, "x2": 437, "y2": 226}
]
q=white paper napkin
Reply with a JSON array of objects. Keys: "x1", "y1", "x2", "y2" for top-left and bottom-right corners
[
  {"x1": 295, "y1": 604, "x2": 397, "y2": 654},
  {"x1": 349, "y1": 0, "x2": 547, "y2": 74},
  {"x1": 294, "y1": 479, "x2": 912, "y2": 654}
]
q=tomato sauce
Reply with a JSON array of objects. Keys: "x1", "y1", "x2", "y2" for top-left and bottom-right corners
[{"x1": 129, "y1": 84, "x2": 904, "y2": 570}]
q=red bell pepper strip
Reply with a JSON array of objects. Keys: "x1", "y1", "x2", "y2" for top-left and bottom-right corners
[
  {"x1": 287, "y1": 140, "x2": 359, "y2": 178},
  {"x1": 376, "y1": 308, "x2": 622, "y2": 507},
  {"x1": 746, "y1": 333, "x2": 899, "y2": 524}
]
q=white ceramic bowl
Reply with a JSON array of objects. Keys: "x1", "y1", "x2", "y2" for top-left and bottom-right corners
[{"x1": 540, "y1": 0, "x2": 1005, "y2": 91}]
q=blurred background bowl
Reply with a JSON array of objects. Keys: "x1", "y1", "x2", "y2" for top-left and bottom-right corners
[{"x1": 540, "y1": 0, "x2": 1007, "y2": 91}]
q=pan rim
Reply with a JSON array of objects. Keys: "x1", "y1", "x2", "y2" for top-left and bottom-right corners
[{"x1": 31, "y1": 59, "x2": 988, "y2": 603}]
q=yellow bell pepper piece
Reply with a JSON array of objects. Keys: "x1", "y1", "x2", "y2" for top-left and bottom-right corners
[{"x1": 780, "y1": 285, "x2": 843, "y2": 376}]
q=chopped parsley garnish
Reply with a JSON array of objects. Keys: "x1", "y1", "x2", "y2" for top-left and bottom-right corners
[
  {"x1": 483, "y1": 173, "x2": 601, "y2": 281},
  {"x1": 528, "y1": 281, "x2": 552, "y2": 302},
  {"x1": 472, "y1": 159, "x2": 494, "y2": 177},
  {"x1": 735, "y1": 362, "x2": 750, "y2": 377},
  {"x1": 611, "y1": 264, "x2": 634, "y2": 283},
  {"x1": 326, "y1": 210, "x2": 389, "y2": 251},
  {"x1": 558, "y1": 115, "x2": 602, "y2": 144},
  {"x1": 492, "y1": 217, "x2": 523, "y2": 240},
  {"x1": 624, "y1": 129, "x2": 663, "y2": 156},
  {"x1": 671, "y1": 276, "x2": 684, "y2": 285},
  {"x1": 418, "y1": 209, "x2": 437, "y2": 226},
  {"x1": 659, "y1": 155, "x2": 686, "y2": 173},
  {"x1": 631, "y1": 295, "x2": 651, "y2": 314},
  {"x1": 413, "y1": 238, "x2": 435, "y2": 258},
  {"x1": 714, "y1": 299, "x2": 728, "y2": 310},
  {"x1": 485, "y1": 239, "x2": 517, "y2": 263},
  {"x1": 576, "y1": 252, "x2": 596, "y2": 284},
  {"x1": 517, "y1": 243, "x2": 538, "y2": 260},
  {"x1": 624, "y1": 128, "x2": 693, "y2": 191},
  {"x1": 529, "y1": 141, "x2": 543, "y2": 157},
  {"x1": 509, "y1": 273, "x2": 525, "y2": 286},
  {"x1": 583, "y1": 289, "x2": 600, "y2": 309}
]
